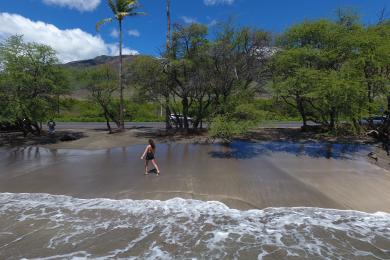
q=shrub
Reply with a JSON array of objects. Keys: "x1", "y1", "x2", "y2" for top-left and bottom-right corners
[
  {"x1": 209, "y1": 115, "x2": 247, "y2": 141},
  {"x1": 209, "y1": 102, "x2": 269, "y2": 141}
]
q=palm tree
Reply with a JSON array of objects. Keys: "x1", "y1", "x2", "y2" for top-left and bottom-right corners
[
  {"x1": 96, "y1": 0, "x2": 143, "y2": 130},
  {"x1": 165, "y1": 0, "x2": 172, "y2": 129},
  {"x1": 166, "y1": 0, "x2": 171, "y2": 52}
]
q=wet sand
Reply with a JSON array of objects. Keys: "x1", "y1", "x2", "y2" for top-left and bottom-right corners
[{"x1": 1, "y1": 141, "x2": 390, "y2": 212}]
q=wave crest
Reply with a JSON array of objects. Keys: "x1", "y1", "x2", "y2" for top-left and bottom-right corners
[{"x1": 0, "y1": 193, "x2": 389, "y2": 259}]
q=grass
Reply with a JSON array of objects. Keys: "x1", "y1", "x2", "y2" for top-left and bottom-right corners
[
  {"x1": 54, "y1": 98, "x2": 302, "y2": 123},
  {"x1": 56, "y1": 98, "x2": 164, "y2": 122}
]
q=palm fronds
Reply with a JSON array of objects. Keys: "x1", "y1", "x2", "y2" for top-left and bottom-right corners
[{"x1": 96, "y1": 18, "x2": 113, "y2": 31}]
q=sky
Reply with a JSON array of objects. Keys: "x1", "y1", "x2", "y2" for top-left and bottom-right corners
[{"x1": 0, "y1": 0, "x2": 388, "y2": 63}]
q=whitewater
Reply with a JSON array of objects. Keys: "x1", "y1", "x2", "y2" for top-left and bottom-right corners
[{"x1": 0, "y1": 193, "x2": 389, "y2": 259}]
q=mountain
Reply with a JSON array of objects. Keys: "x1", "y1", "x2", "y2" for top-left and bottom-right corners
[
  {"x1": 62, "y1": 55, "x2": 142, "y2": 99},
  {"x1": 63, "y1": 55, "x2": 138, "y2": 69}
]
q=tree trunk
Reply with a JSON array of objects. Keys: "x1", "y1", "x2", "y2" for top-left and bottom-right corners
[
  {"x1": 367, "y1": 83, "x2": 374, "y2": 128},
  {"x1": 165, "y1": 95, "x2": 171, "y2": 129},
  {"x1": 165, "y1": 0, "x2": 172, "y2": 130},
  {"x1": 119, "y1": 19, "x2": 124, "y2": 130},
  {"x1": 166, "y1": 0, "x2": 171, "y2": 53},
  {"x1": 296, "y1": 96, "x2": 308, "y2": 129},
  {"x1": 18, "y1": 119, "x2": 28, "y2": 137},
  {"x1": 182, "y1": 97, "x2": 189, "y2": 133},
  {"x1": 104, "y1": 113, "x2": 112, "y2": 133},
  {"x1": 31, "y1": 121, "x2": 41, "y2": 136},
  {"x1": 57, "y1": 94, "x2": 60, "y2": 116},
  {"x1": 329, "y1": 107, "x2": 337, "y2": 131},
  {"x1": 387, "y1": 95, "x2": 390, "y2": 113},
  {"x1": 193, "y1": 101, "x2": 204, "y2": 129}
]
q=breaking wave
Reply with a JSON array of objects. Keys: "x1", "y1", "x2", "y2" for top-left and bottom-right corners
[{"x1": 0, "y1": 193, "x2": 389, "y2": 259}]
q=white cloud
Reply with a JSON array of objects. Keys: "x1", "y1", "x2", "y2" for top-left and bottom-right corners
[
  {"x1": 181, "y1": 16, "x2": 198, "y2": 24},
  {"x1": 107, "y1": 44, "x2": 139, "y2": 56},
  {"x1": 208, "y1": 19, "x2": 218, "y2": 27},
  {"x1": 111, "y1": 28, "x2": 140, "y2": 38},
  {"x1": 42, "y1": 0, "x2": 101, "y2": 12},
  {"x1": 0, "y1": 13, "x2": 138, "y2": 63},
  {"x1": 110, "y1": 28, "x2": 119, "y2": 38},
  {"x1": 204, "y1": 0, "x2": 234, "y2": 6},
  {"x1": 128, "y1": 29, "x2": 140, "y2": 37}
]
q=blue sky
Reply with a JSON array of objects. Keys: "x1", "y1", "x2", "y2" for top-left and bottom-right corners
[{"x1": 0, "y1": 0, "x2": 388, "y2": 62}]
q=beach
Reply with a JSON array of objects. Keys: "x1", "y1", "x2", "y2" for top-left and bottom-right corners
[
  {"x1": 1, "y1": 127, "x2": 390, "y2": 259},
  {"x1": 1, "y1": 127, "x2": 390, "y2": 212}
]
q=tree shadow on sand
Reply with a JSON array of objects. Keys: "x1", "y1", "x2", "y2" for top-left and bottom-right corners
[{"x1": 208, "y1": 141, "x2": 370, "y2": 160}]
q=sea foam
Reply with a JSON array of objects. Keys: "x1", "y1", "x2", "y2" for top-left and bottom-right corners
[{"x1": 0, "y1": 193, "x2": 389, "y2": 259}]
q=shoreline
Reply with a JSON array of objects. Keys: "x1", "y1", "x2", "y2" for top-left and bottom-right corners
[
  {"x1": 0, "y1": 125, "x2": 379, "y2": 148},
  {"x1": 1, "y1": 126, "x2": 390, "y2": 213},
  {"x1": 2, "y1": 126, "x2": 388, "y2": 169},
  {"x1": 1, "y1": 130, "x2": 390, "y2": 213},
  {"x1": 2, "y1": 191, "x2": 390, "y2": 215}
]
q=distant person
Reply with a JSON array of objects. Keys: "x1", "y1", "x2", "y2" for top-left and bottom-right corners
[
  {"x1": 141, "y1": 139, "x2": 161, "y2": 175},
  {"x1": 47, "y1": 119, "x2": 56, "y2": 134}
]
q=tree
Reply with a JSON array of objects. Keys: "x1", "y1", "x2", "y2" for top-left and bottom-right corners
[
  {"x1": 166, "y1": 0, "x2": 171, "y2": 52},
  {"x1": 169, "y1": 23, "x2": 210, "y2": 132},
  {"x1": 96, "y1": 0, "x2": 144, "y2": 130},
  {"x1": 0, "y1": 35, "x2": 68, "y2": 135},
  {"x1": 129, "y1": 22, "x2": 272, "y2": 137},
  {"x1": 164, "y1": 0, "x2": 172, "y2": 129},
  {"x1": 272, "y1": 19, "x2": 366, "y2": 131},
  {"x1": 127, "y1": 56, "x2": 169, "y2": 114},
  {"x1": 348, "y1": 22, "x2": 390, "y2": 117},
  {"x1": 271, "y1": 51, "x2": 319, "y2": 129},
  {"x1": 209, "y1": 24, "x2": 272, "y2": 114},
  {"x1": 85, "y1": 65, "x2": 120, "y2": 133}
]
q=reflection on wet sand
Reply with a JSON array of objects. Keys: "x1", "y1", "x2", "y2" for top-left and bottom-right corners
[
  {"x1": 208, "y1": 141, "x2": 369, "y2": 160},
  {"x1": 0, "y1": 141, "x2": 389, "y2": 212}
]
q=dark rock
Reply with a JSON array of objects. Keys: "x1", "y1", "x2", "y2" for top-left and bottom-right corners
[
  {"x1": 60, "y1": 134, "x2": 77, "y2": 142},
  {"x1": 368, "y1": 152, "x2": 378, "y2": 162}
]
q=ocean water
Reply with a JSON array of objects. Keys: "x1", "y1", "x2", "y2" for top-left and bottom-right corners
[{"x1": 1, "y1": 193, "x2": 389, "y2": 259}]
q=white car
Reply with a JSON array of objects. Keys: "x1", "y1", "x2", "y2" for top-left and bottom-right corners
[
  {"x1": 169, "y1": 114, "x2": 193, "y2": 126},
  {"x1": 359, "y1": 116, "x2": 387, "y2": 126}
]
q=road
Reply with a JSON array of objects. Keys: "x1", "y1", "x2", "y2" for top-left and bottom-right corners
[
  {"x1": 53, "y1": 122, "x2": 165, "y2": 130},
  {"x1": 51, "y1": 121, "x2": 311, "y2": 130}
]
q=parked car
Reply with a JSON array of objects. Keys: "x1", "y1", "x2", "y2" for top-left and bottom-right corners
[
  {"x1": 169, "y1": 114, "x2": 193, "y2": 126},
  {"x1": 359, "y1": 115, "x2": 387, "y2": 126}
]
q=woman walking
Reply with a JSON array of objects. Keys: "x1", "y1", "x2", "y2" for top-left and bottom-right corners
[{"x1": 141, "y1": 139, "x2": 161, "y2": 175}]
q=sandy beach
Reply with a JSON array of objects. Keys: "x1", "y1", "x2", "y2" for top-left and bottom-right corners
[
  {"x1": 1, "y1": 127, "x2": 390, "y2": 259},
  {"x1": 1, "y1": 127, "x2": 390, "y2": 213}
]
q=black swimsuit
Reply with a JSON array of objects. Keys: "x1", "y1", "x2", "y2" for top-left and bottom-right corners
[{"x1": 146, "y1": 149, "x2": 155, "y2": 161}]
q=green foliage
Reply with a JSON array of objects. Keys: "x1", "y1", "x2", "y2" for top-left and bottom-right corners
[
  {"x1": 97, "y1": 0, "x2": 142, "y2": 28},
  {"x1": 209, "y1": 101, "x2": 266, "y2": 140},
  {"x1": 127, "y1": 55, "x2": 168, "y2": 101},
  {"x1": 209, "y1": 115, "x2": 250, "y2": 141},
  {"x1": 130, "y1": 22, "x2": 275, "y2": 136},
  {"x1": 253, "y1": 99, "x2": 300, "y2": 120},
  {"x1": 82, "y1": 65, "x2": 121, "y2": 129},
  {"x1": 271, "y1": 17, "x2": 390, "y2": 131},
  {"x1": 56, "y1": 99, "x2": 104, "y2": 122},
  {"x1": 0, "y1": 35, "x2": 68, "y2": 133},
  {"x1": 124, "y1": 102, "x2": 163, "y2": 122},
  {"x1": 56, "y1": 98, "x2": 163, "y2": 122}
]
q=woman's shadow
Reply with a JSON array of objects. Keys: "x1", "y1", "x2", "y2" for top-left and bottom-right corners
[{"x1": 147, "y1": 168, "x2": 159, "y2": 174}]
